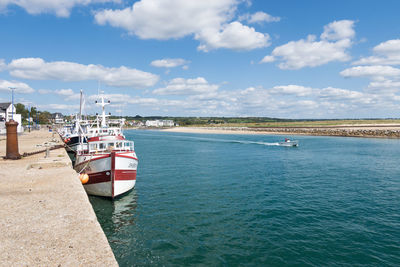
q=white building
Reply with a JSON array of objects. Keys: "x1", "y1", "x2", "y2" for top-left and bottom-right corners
[
  {"x1": 51, "y1": 113, "x2": 64, "y2": 124},
  {"x1": 145, "y1": 120, "x2": 175, "y2": 127},
  {"x1": 0, "y1": 103, "x2": 23, "y2": 133}
]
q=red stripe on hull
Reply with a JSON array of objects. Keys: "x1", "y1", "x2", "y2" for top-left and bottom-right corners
[
  {"x1": 89, "y1": 135, "x2": 125, "y2": 142},
  {"x1": 115, "y1": 170, "x2": 137, "y2": 181},
  {"x1": 85, "y1": 170, "x2": 111, "y2": 185}
]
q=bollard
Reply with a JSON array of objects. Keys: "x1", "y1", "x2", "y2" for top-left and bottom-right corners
[
  {"x1": 5, "y1": 119, "x2": 21, "y2": 160},
  {"x1": 45, "y1": 146, "x2": 50, "y2": 158}
]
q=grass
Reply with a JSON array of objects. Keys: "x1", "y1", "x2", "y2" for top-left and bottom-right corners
[{"x1": 187, "y1": 119, "x2": 400, "y2": 128}]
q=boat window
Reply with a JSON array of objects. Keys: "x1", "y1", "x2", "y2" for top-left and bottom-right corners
[
  {"x1": 103, "y1": 130, "x2": 107, "y2": 133},
  {"x1": 99, "y1": 143, "x2": 105, "y2": 149},
  {"x1": 108, "y1": 142, "x2": 114, "y2": 147},
  {"x1": 116, "y1": 142, "x2": 122, "y2": 148}
]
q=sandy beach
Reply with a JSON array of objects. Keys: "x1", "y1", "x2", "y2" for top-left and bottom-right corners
[{"x1": 161, "y1": 125, "x2": 400, "y2": 138}]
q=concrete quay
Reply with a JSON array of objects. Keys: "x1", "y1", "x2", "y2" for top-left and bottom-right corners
[{"x1": 0, "y1": 129, "x2": 118, "y2": 266}]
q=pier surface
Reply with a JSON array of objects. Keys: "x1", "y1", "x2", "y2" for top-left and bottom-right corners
[{"x1": 0, "y1": 129, "x2": 118, "y2": 266}]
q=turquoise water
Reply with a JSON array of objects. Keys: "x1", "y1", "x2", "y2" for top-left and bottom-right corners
[{"x1": 89, "y1": 130, "x2": 400, "y2": 266}]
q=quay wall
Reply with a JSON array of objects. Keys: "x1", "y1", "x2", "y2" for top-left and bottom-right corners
[{"x1": 0, "y1": 129, "x2": 118, "y2": 266}]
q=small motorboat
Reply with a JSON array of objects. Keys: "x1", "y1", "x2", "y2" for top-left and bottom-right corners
[{"x1": 279, "y1": 138, "x2": 299, "y2": 147}]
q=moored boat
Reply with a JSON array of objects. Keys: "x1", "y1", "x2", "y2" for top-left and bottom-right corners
[
  {"x1": 70, "y1": 92, "x2": 138, "y2": 198},
  {"x1": 74, "y1": 136, "x2": 138, "y2": 198}
]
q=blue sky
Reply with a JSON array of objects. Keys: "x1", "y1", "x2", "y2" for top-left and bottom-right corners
[{"x1": 0, "y1": 0, "x2": 400, "y2": 118}]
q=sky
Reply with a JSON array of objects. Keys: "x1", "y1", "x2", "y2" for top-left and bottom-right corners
[{"x1": 0, "y1": 0, "x2": 400, "y2": 119}]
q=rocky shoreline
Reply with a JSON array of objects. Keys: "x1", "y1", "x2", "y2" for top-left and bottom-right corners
[
  {"x1": 249, "y1": 127, "x2": 400, "y2": 138},
  {"x1": 162, "y1": 126, "x2": 400, "y2": 138}
]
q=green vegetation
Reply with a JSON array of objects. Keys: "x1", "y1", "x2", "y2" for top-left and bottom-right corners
[
  {"x1": 122, "y1": 116, "x2": 400, "y2": 127},
  {"x1": 15, "y1": 103, "x2": 52, "y2": 125}
]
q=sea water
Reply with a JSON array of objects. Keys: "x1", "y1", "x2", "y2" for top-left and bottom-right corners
[{"x1": 89, "y1": 130, "x2": 400, "y2": 266}]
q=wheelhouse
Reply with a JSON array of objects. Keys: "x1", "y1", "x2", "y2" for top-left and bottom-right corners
[{"x1": 87, "y1": 140, "x2": 134, "y2": 153}]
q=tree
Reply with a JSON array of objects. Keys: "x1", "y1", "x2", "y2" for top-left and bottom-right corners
[
  {"x1": 15, "y1": 103, "x2": 28, "y2": 121},
  {"x1": 38, "y1": 111, "x2": 51, "y2": 124}
]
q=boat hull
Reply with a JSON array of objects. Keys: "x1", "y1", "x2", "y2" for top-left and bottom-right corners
[
  {"x1": 279, "y1": 141, "x2": 298, "y2": 147},
  {"x1": 74, "y1": 151, "x2": 138, "y2": 198}
]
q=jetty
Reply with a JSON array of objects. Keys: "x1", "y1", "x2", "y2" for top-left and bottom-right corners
[{"x1": 0, "y1": 129, "x2": 118, "y2": 266}]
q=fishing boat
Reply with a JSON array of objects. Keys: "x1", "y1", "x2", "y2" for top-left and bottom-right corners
[
  {"x1": 279, "y1": 138, "x2": 299, "y2": 147},
  {"x1": 74, "y1": 136, "x2": 138, "y2": 198},
  {"x1": 59, "y1": 91, "x2": 126, "y2": 165},
  {"x1": 73, "y1": 94, "x2": 138, "y2": 198}
]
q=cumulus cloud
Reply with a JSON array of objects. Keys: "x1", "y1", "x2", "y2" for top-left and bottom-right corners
[
  {"x1": 269, "y1": 85, "x2": 313, "y2": 97},
  {"x1": 153, "y1": 77, "x2": 219, "y2": 95},
  {"x1": 95, "y1": 0, "x2": 270, "y2": 51},
  {"x1": 0, "y1": 0, "x2": 119, "y2": 17},
  {"x1": 39, "y1": 103, "x2": 79, "y2": 111},
  {"x1": 39, "y1": 88, "x2": 81, "y2": 100},
  {"x1": 196, "y1": 21, "x2": 270, "y2": 51},
  {"x1": 0, "y1": 79, "x2": 34, "y2": 93},
  {"x1": 150, "y1": 58, "x2": 189, "y2": 68},
  {"x1": 261, "y1": 20, "x2": 355, "y2": 69},
  {"x1": 239, "y1": 11, "x2": 280, "y2": 24},
  {"x1": 340, "y1": 65, "x2": 400, "y2": 79},
  {"x1": 353, "y1": 39, "x2": 400, "y2": 66},
  {"x1": 8, "y1": 57, "x2": 159, "y2": 88},
  {"x1": 319, "y1": 87, "x2": 364, "y2": 100},
  {"x1": 49, "y1": 81, "x2": 394, "y2": 118}
]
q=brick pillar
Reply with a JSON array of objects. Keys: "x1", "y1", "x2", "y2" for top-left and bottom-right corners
[{"x1": 5, "y1": 119, "x2": 21, "y2": 160}]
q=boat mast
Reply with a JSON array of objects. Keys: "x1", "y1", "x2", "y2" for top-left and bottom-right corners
[
  {"x1": 79, "y1": 90, "x2": 83, "y2": 120},
  {"x1": 96, "y1": 94, "x2": 109, "y2": 128}
]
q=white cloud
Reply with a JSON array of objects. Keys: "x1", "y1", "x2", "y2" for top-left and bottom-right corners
[
  {"x1": 0, "y1": 0, "x2": 119, "y2": 17},
  {"x1": 8, "y1": 57, "x2": 159, "y2": 88},
  {"x1": 319, "y1": 87, "x2": 364, "y2": 100},
  {"x1": 150, "y1": 58, "x2": 189, "y2": 68},
  {"x1": 51, "y1": 81, "x2": 397, "y2": 118},
  {"x1": 0, "y1": 79, "x2": 34, "y2": 93},
  {"x1": 260, "y1": 55, "x2": 275, "y2": 63},
  {"x1": 366, "y1": 80, "x2": 400, "y2": 94},
  {"x1": 340, "y1": 65, "x2": 400, "y2": 79},
  {"x1": 269, "y1": 85, "x2": 313, "y2": 97},
  {"x1": 153, "y1": 77, "x2": 219, "y2": 95},
  {"x1": 240, "y1": 11, "x2": 280, "y2": 24},
  {"x1": 353, "y1": 39, "x2": 400, "y2": 65},
  {"x1": 320, "y1": 20, "x2": 355, "y2": 41},
  {"x1": 39, "y1": 103, "x2": 79, "y2": 111},
  {"x1": 261, "y1": 20, "x2": 355, "y2": 69},
  {"x1": 95, "y1": 0, "x2": 270, "y2": 51},
  {"x1": 196, "y1": 21, "x2": 270, "y2": 52},
  {"x1": 56, "y1": 88, "x2": 74, "y2": 96}
]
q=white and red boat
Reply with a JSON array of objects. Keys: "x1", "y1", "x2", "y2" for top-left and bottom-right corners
[
  {"x1": 74, "y1": 135, "x2": 138, "y2": 198},
  {"x1": 72, "y1": 94, "x2": 138, "y2": 198}
]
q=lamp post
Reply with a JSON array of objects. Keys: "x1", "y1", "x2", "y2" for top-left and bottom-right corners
[
  {"x1": 28, "y1": 104, "x2": 31, "y2": 133},
  {"x1": 36, "y1": 109, "x2": 38, "y2": 129},
  {"x1": 9, "y1": 87, "x2": 16, "y2": 120}
]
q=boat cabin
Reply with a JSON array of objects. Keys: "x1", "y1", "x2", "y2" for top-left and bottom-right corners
[{"x1": 87, "y1": 140, "x2": 134, "y2": 153}]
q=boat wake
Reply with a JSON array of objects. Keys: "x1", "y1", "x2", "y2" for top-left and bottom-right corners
[{"x1": 132, "y1": 132, "x2": 289, "y2": 147}]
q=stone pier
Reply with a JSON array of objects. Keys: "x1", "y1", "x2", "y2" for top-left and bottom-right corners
[{"x1": 0, "y1": 129, "x2": 118, "y2": 266}]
